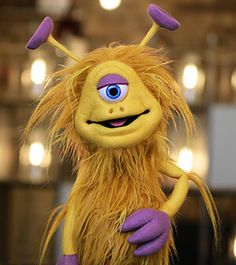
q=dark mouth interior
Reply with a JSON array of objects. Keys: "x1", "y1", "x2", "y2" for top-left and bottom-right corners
[{"x1": 87, "y1": 109, "x2": 150, "y2": 128}]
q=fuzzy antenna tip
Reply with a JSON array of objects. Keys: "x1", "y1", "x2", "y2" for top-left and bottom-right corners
[
  {"x1": 148, "y1": 4, "x2": 180, "y2": 31},
  {"x1": 26, "y1": 16, "x2": 54, "y2": 49}
]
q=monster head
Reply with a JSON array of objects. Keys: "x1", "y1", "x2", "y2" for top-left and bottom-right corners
[{"x1": 25, "y1": 4, "x2": 192, "y2": 151}]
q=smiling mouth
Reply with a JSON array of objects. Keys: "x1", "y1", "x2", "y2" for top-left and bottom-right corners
[{"x1": 87, "y1": 110, "x2": 150, "y2": 128}]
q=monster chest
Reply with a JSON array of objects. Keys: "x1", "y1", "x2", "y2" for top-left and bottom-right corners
[{"x1": 71, "y1": 174, "x2": 167, "y2": 265}]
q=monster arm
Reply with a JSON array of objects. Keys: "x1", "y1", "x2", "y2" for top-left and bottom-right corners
[
  {"x1": 159, "y1": 160, "x2": 189, "y2": 217},
  {"x1": 159, "y1": 160, "x2": 219, "y2": 239},
  {"x1": 56, "y1": 202, "x2": 79, "y2": 265},
  {"x1": 63, "y1": 204, "x2": 77, "y2": 255},
  {"x1": 121, "y1": 160, "x2": 188, "y2": 256}
]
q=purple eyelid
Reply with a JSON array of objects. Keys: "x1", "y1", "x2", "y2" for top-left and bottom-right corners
[{"x1": 97, "y1": 74, "x2": 128, "y2": 90}]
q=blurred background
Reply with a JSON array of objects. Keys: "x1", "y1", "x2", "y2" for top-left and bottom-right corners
[{"x1": 0, "y1": 0, "x2": 236, "y2": 264}]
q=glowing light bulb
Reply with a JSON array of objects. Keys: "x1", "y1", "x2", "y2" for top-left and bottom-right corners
[
  {"x1": 99, "y1": 0, "x2": 121, "y2": 10},
  {"x1": 182, "y1": 63, "x2": 199, "y2": 90},
  {"x1": 29, "y1": 142, "x2": 45, "y2": 166},
  {"x1": 177, "y1": 147, "x2": 193, "y2": 172},
  {"x1": 231, "y1": 70, "x2": 236, "y2": 92},
  {"x1": 234, "y1": 236, "x2": 236, "y2": 259},
  {"x1": 31, "y1": 58, "x2": 46, "y2": 85}
]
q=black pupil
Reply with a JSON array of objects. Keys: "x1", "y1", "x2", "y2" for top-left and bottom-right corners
[{"x1": 110, "y1": 87, "x2": 118, "y2": 96}]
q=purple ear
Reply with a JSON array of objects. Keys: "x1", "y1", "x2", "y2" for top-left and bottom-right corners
[
  {"x1": 148, "y1": 4, "x2": 180, "y2": 31},
  {"x1": 26, "y1": 17, "x2": 54, "y2": 49}
]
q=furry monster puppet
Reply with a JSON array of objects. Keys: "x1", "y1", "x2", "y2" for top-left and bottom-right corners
[{"x1": 25, "y1": 4, "x2": 219, "y2": 265}]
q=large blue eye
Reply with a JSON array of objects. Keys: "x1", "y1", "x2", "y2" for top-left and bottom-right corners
[{"x1": 98, "y1": 84, "x2": 128, "y2": 103}]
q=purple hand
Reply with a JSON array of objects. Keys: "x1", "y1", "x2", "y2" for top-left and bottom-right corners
[
  {"x1": 121, "y1": 209, "x2": 170, "y2": 257},
  {"x1": 26, "y1": 17, "x2": 53, "y2": 49},
  {"x1": 56, "y1": 255, "x2": 79, "y2": 265},
  {"x1": 148, "y1": 4, "x2": 180, "y2": 31}
]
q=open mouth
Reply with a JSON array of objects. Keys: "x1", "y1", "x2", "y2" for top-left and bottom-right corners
[{"x1": 87, "y1": 109, "x2": 150, "y2": 128}]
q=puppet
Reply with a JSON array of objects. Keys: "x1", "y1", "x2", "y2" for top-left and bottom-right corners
[{"x1": 25, "y1": 4, "x2": 219, "y2": 265}]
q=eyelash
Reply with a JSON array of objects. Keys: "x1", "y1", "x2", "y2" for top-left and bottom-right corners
[{"x1": 98, "y1": 84, "x2": 128, "y2": 103}]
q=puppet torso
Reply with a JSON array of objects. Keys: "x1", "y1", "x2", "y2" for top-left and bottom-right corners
[{"x1": 69, "y1": 147, "x2": 172, "y2": 265}]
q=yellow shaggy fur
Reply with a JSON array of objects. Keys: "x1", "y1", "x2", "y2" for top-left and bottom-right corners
[{"x1": 24, "y1": 44, "x2": 219, "y2": 265}]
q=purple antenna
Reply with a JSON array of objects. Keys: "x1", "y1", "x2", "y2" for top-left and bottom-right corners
[
  {"x1": 26, "y1": 17, "x2": 54, "y2": 49},
  {"x1": 148, "y1": 4, "x2": 180, "y2": 31}
]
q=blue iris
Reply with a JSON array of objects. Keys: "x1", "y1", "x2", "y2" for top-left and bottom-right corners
[
  {"x1": 106, "y1": 84, "x2": 121, "y2": 99},
  {"x1": 98, "y1": 83, "x2": 128, "y2": 103}
]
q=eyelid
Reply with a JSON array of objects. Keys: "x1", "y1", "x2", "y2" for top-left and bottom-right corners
[
  {"x1": 97, "y1": 74, "x2": 129, "y2": 89},
  {"x1": 97, "y1": 82, "x2": 128, "y2": 90}
]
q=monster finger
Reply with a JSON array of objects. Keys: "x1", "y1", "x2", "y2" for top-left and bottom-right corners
[
  {"x1": 134, "y1": 232, "x2": 169, "y2": 257},
  {"x1": 128, "y1": 219, "x2": 164, "y2": 244},
  {"x1": 121, "y1": 208, "x2": 155, "y2": 232}
]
